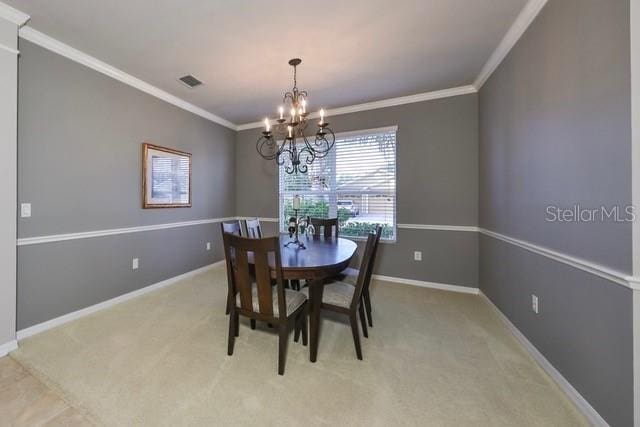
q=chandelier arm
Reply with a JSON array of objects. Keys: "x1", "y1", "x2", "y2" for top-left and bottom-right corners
[
  {"x1": 311, "y1": 128, "x2": 336, "y2": 158},
  {"x1": 298, "y1": 144, "x2": 316, "y2": 166},
  {"x1": 256, "y1": 135, "x2": 282, "y2": 160}
]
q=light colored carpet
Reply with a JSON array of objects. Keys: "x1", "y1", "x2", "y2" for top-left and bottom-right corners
[{"x1": 12, "y1": 265, "x2": 587, "y2": 426}]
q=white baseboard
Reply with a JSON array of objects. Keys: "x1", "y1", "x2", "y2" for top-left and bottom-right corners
[
  {"x1": 341, "y1": 268, "x2": 479, "y2": 295},
  {"x1": 0, "y1": 339, "x2": 18, "y2": 357},
  {"x1": 479, "y1": 291, "x2": 608, "y2": 427},
  {"x1": 17, "y1": 261, "x2": 225, "y2": 341},
  {"x1": 373, "y1": 273, "x2": 479, "y2": 295}
]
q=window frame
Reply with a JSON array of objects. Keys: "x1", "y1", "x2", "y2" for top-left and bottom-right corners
[{"x1": 278, "y1": 125, "x2": 398, "y2": 243}]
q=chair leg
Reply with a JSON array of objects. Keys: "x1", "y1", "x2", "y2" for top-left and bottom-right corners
[
  {"x1": 294, "y1": 315, "x2": 301, "y2": 343},
  {"x1": 234, "y1": 312, "x2": 239, "y2": 337},
  {"x1": 227, "y1": 310, "x2": 236, "y2": 356},
  {"x1": 301, "y1": 307, "x2": 308, "y2": 346},
  {"x1": 225, "y1": 296, "x2": 230, "y2": 315},
  {"x1": 250, "y1": 319, "x2": 256, "y2": 330},
  {"x1": 358, "y1": 304, "x2": 368, "y2": 338},
  {"x1": 363, "y1": 289, "x2": 372, "y2": 327},
  {"x1": 349, "y1": 313, "x2": 363, "y2": 360},
  {"x1": 278, "y1": 322, "x2": 288, "y2": 375}
]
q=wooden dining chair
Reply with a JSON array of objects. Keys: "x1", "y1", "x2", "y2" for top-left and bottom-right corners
[
  {"x1": 309, "y1": 217, "x2": 339, "y2": 238},
  {"x1": 301, "y1": 231, "x2": 377, "y2": 360},
  {"x1": 221, "y1": 221, "x2": 243, "y2": 316},
  {"x1": 360, "y1": 225, "x2": 382, "y2": 328},
  {"x1": 328, "y1": 224, "x2": 382, "y2": 329},
  {"x1": 244, "y1": 218, "x2": 262, "y2": 238},
  {"x1": 223, "y1": 233, "x2": 308, "y2": 375}
]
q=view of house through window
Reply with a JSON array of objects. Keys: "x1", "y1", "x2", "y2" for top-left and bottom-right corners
[{"x1": 279, "y1": 126, "x2": 397, "y2": 240}]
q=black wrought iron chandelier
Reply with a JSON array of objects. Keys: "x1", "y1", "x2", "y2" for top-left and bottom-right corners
[{"x1": 256, "y1": 58, "x2": 335, "y2": 174}]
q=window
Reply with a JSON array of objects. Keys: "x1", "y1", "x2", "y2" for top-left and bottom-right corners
[{"x1": 279, "y1": 126, "x2": 397, "y2": 241}]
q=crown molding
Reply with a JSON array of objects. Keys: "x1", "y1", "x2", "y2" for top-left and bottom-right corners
[
  {"x1": 0, "y1": 2, "x2": 30, "y2": 27},
  {"x1": 473, "y1": 0, "x2": 548, "y2": 89},
  {"x1": 18, "y1": 26, "x2": 237, "y2": 130},
  {"x1": 236, "y1": 85, "x2": 477, "y2": 131}
]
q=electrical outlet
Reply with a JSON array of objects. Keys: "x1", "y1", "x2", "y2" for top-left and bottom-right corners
[
  {"x1": 206, "y1": 242, "x2": 211, "y2": 251},
  {"x1": 132, "y1": 258, "x2": 139, "y2": 270},
  {"x1": 531, "y1": 294, "x2": 539, "y2": 314},
  {"x1": 20, "y1": 203, "x2": 31, "y2": 218},
  {"x1": 414, "y1": 251, "x2": 422, "y2": 261}
]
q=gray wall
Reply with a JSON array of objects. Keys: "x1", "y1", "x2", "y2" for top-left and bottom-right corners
[
  {"x1": 17, "y1": 40, "x2": 235, "y2": 329},
  {"x1": 478, "y1": 0, "x2": 633, "y2": 425},
  {"x1": 0, "y1": 17, "x2": 18, "y2": 348},
  {"x1": 236, "y1": 94, "x2": 479, "y2": 287}
]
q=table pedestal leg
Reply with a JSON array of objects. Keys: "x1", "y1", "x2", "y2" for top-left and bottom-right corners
[{"x1": 309, "y1": 279, "x2": 324, "y2": 363}]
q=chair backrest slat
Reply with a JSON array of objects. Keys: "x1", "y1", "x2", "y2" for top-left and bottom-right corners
[
  {"x1": 310, "y1": 217, "x2": 339, "y2": 238},
  {"x1": 245, "y1": 218, "x2": 263, "y2": 239},
  {"x1": 350, "y1": 232, "x2": 377, "y2": 310},
  {"x1": 222, "y1": 233, "x2": 287, "y2": 320},
  {"x1": 221, "y1": 220, "x2": 243, "y2": 236},
  {"x1": 253, "y1": 249, "x2": 273, "y2": 315},
  {"x1": 234, "y1": 248, "x2": 253, "y2": 311}
]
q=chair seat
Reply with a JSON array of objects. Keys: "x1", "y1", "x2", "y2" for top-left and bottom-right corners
[
  {"x1": 236, "y1": 284, "x2": 306, "y2": 316},
  {"x1": 301, "y1": 281, "x2": 355, "y2": 309}
]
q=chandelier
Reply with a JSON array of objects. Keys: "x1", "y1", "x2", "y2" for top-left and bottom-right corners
[{"x1": 256, "y1": 58, "x2": 335, "y2": 174}]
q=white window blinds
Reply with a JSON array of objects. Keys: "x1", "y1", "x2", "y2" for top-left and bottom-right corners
[{"x1": 279, "y1": 126, "x2": 397, "y2": 240}]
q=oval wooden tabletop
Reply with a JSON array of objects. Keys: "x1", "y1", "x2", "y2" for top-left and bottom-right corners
[{"x1": 276, "y1": 234, "x2": 357, "y2": 279}]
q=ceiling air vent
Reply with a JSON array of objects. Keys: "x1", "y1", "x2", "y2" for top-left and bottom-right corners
[{"x1": 178, "y1": 74, "x2": 203, "y2": 88}]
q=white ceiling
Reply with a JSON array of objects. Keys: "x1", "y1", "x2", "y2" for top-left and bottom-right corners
[{"x1": 6, "y1": 0, "x2": 527, "y2": 125}]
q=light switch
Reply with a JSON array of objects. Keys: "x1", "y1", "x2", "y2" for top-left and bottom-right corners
[
  {"x1": 206, "y1": 242, "x2": 211, "y2": 251},
  {"x1": 132, "y1": 258, "x2": 139, "y2": 270},
  {"x1": 414, "y1": 251, "x2": 422, "y2": 261},
  {"x1": 20, "y1": 203, "x2": 31, "y2": 218}
]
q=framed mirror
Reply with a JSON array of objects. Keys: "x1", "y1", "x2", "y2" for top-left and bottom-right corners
[{"x1": 142, "y1": 143, "x2": 191, "y2": 208}]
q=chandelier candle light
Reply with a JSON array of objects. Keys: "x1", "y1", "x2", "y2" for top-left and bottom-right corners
[{"x1": 256, "y1": 58, "x2": 336, "y2": 174}]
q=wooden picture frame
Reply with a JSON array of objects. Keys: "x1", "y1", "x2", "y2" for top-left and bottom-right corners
[{"x1": 142, "y1": 143, "x2": 192, "y2": 208}]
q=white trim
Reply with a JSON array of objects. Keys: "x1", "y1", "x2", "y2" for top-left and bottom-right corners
[
  {"x1": 236, "y1": 86, "x2": 477, "y2": 130},
  {"x1": 0, "y1": 339, "x2": 17, "y2": 357},
  {"x1": 373, "y1": 273, "x2": 479, "y2": 295},
  {"x1": 0, "y1": 2, "x2": 30, "y2": 27},
  {"x1": 634, "y1": 290, "x2": 640, "y2": 427},
  {"x1": 480, "y1": 291, "x2": 608, "y2": 426},
  {"x1": 17, "y1": 261, "x2": 224, "y2": 340},
  {"x1": 473, "y1": 0, "x2": 548, "y2": 89},
  {"x1": 630, "y1": 1, "x2": 640, "y2": 423},
  {"x1": 479, "y1": 228, "x2": 638, "y2": 290},
  {"x1": 398, "y1": 223, "x2": 479, "y2": 232},
  {"x1": 333, "y1": 125, "x2": 398, "y2": 140},
  {"x1": 16, "y1": 218, "x2": 640, "y2": 291},
  {"x1": 0, "y1": 43, "x2": 18, "y2": 55},
  {"x1": 18, "y1": 27, "x2": 236, "y2": 130},
  {"x1": 17, "y1": 217, "x2": 236, "y2": 246},
  {"x1": 342, "y1": 267, "x2": 478, "y2": 294}
]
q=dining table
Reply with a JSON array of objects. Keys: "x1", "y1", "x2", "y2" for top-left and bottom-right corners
[{"x1": 271, "y1": 233, "x2": 358, "y2": 362}]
